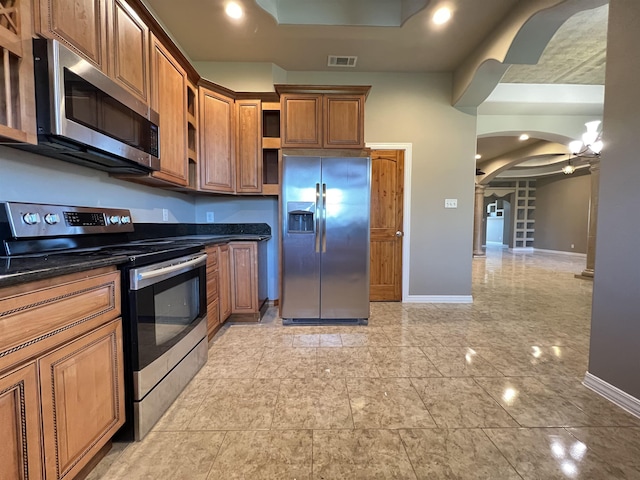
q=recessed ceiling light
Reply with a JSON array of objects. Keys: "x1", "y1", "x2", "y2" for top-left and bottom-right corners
[
  {"x1": 519, "y1": 134, "x2": 529, "y2": 141},
  {"x1": 432, "y1": 7, "x2": 452, "y2": 25},
  {"x1": 475, "y1": 154, "x2": 482, "y2": 160},
  {"x1": 225, "y1": 2, "x2": 243, "y2": 19}
]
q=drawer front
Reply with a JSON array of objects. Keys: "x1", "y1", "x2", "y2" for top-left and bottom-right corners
[{"x1": 0, "y1": 270, "x2": 121, "y2": 373}]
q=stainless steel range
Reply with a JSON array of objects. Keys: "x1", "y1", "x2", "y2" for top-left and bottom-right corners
[{"x1": 0, "y1": 202, "x2": 208, "y2": 440}]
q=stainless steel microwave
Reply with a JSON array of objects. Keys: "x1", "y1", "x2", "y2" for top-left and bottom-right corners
[{"x1": 17, "y1": 39, "x2": 160, "y2": 174}]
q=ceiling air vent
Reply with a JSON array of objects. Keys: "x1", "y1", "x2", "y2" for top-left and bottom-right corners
[{"x1": 328, "y1": 55, "x2": 357, "y2": 67}]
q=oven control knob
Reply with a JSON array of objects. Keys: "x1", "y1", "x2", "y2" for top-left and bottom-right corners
[
  {"x1": 23, "y1": 212, "x2": 41, "y2": 225},
  {"x1": 120, "y1": 215, "x2": 131, "y2": 224},
  {"x1": 44, "y1": 213, "x2": 60, "y2": 225},
  {"x1": 108, "y1": 215, "x2": 121, "y2": 225}
]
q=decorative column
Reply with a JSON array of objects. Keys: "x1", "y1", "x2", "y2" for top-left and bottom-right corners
[
  {"x1": 578, "y1": 158, "x2": 600, "y2": 279},
  {"x1": 473, "y1": 183, "x2": 486, "y2": 257}
]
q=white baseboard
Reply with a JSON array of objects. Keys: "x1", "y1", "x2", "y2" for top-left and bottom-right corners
[
  {"x1": 583, "y1": 372, "x2": 640, "y2": 419},
  {"x1": 404, "y1": 295, "x2": 473, "y2": 304},
  {"x1": 534, "y1": 248, "x2": 587, "y2": 257}
]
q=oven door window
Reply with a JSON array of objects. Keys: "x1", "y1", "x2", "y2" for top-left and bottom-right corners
[{"x1": 134, "y1": 268, "x2": 203, "y2": 370}]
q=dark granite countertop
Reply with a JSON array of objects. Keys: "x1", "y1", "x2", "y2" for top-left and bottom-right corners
[
  {"x1": 0, "y1": 225, "x2": 271, "y2": 289},
  {"x1": 0, "y1": 253, "x2": 130, "y2": 287}
]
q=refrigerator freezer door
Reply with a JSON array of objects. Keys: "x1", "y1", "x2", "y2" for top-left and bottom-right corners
[
  {"x1": 320, "y1": 157, "x2": 371, "y2": 319},
  {"x1": 281, "y1": 156, "x2": 322, "y2": 319}
]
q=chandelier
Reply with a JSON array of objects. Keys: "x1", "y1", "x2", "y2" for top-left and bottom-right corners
[
  {"x1": 562, "y1": 121, "x2": 603, "y2": 175},
  {"x1": 569, "y1": 120, "x2": 603, "y2": 158},
  {"x1": 562, "y1": 159, "x2": 576, "y2": 175}
]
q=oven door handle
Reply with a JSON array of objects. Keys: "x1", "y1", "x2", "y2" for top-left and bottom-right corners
[{"x1": 130, "y1": 253, "x2": 207, "y2": 290}]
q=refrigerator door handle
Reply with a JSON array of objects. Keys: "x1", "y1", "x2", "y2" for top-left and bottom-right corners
[
  {"x1": 315, "y1": 183, "x2": 321, "y2": 253},
  {"x1": 322, "y1": 183, "x2": 327, "y2": 252}
]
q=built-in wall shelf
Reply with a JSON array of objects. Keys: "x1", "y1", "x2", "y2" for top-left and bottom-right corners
[{"x1": 261, "y1": 101, "x2": 281, "y2": 195}]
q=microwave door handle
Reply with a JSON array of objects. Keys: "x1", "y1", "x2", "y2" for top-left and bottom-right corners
[
  {"x1": 315, "y1": 183, "x2": 321, "y2": 253},
  {"x1": 322, "y1": 183, "x2": 327, "y2": 253},
  {"x1": 131, "y1": 254, "x2": 207, "y2": 289}
]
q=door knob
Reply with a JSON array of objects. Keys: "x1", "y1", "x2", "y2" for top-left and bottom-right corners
[{"x1": 396, "y1": 231, "x2": 404, "y2": 237}]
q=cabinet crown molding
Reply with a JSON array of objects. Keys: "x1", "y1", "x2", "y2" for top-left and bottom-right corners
[{"x1": 275, "y1": 84, "x2": 371, "y2": 99}]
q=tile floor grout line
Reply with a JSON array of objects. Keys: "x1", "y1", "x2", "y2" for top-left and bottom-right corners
[
  {"x1": 479, "y1": 427, "x2": 526, "y2": 480},
  {"x1": 470, "y1": 376, "x2": 522, "y2": 428}
]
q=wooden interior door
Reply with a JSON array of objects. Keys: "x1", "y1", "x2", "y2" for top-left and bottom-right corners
[{"x1": 370, "y1": 149, "x2": 404, "y2": 301}]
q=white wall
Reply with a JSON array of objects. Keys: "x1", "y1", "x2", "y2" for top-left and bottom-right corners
[
  {"x1": 193, "y1": 62, "x2": 281, "y2": 92},
  {"x1": 0, "y1": 147, "x2": 196, "y2": 222}
]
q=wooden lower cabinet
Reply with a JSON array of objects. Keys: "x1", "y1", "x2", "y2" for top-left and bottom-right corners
[
  {"x1": 206, "y1": 242, "x2": 265, "y2": 326},
  {"x1": 40, "y1": 319, "x2": 125, "y2": 480},
  {"x1": 230, "y1": 242, "x2": 258, "y2": 315},
  {"x1": 0, "y1": 267, "x2": 124, "y2": 480},
  {"x1": 218, "y1": 244, "x2": 232, "y2": 322},
  {"x1": 206, "y1": 245, "x2": 221, "y2": 340},
  {"x1": 0, "y1": 363, "x2": 44, "y2": 480},
  {"x1": 229, "y1": 241, "x2": 268, "y2": 321}
]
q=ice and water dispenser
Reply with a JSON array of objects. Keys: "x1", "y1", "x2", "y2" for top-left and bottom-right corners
[{"x1": 287, "y1": 202, "x2": 315, "y2": 233}]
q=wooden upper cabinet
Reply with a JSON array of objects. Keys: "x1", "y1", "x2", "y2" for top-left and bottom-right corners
[
  {"x1": 0, "y1": 363, "x2": 43, "y2": 480},
  {"x1": 277, "y1": 86, "x2": 370, "y2": 149},
  {"x1": 323, "y1": 94, "x2": 365, "y2": 148},
  {"x1": 199, "y1": 86, "x2": 235, "y2": 193},
  {"x1": 236, "y1": 99, "x2": 262, "y2": 193},
  {"x1": 109, "y1": 0, "x2": 149, "y2": 103},
  {"x1": 36, "y1": 0, "x2": 108, "y2": 71},
  {"x1": 150, "y1": 34, "x2": 188, "y2": 186},
  {"x1": 280, "y1": 94, "x2": 322, "y2": 148},
  {"x1": 0, "y1": 0, "x2": 37, "y2": 144}
]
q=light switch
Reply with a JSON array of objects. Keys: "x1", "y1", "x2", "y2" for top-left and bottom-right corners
[{"x1": 444, "y1": 198, "x2": 458, "y2": 208}]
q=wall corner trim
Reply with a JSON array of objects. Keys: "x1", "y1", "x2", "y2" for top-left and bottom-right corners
[
  {"x1": 583, "y1": 372, "x2": 640, "y2": 419},
  {"x1": 404, "y1": 295, "x2": 473, "y2": 304}
]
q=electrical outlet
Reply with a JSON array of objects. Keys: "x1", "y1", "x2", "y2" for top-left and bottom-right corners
[
  {"x1": 444, "y1": 198, "x2": 458, "y2": 209},
  {"x1": 571, "y1": 243, "x2": 575, "y2": 249},
  {"x1": 206, "y1": 211, "x2": 215, "y2": 223},
  {"x1": 162, "y1": 208, "x2": 169, "y2": 222}
]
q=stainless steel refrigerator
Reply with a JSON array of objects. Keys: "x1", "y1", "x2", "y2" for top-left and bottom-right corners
[{"x1": 281, "y1": 154, "x2": 371, "y2": 325}]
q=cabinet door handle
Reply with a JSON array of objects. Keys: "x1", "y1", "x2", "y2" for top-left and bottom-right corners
[
  {"x1": 322, "y1": 183, "x2": 327, "y2": 253},
  {"x1": 315, "y1": 183, "x2": 321, "y2": 253}
]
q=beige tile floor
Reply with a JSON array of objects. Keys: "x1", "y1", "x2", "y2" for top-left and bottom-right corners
[{"x1": 89, "y1": 248, "x2": 640, "y2": 479}]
